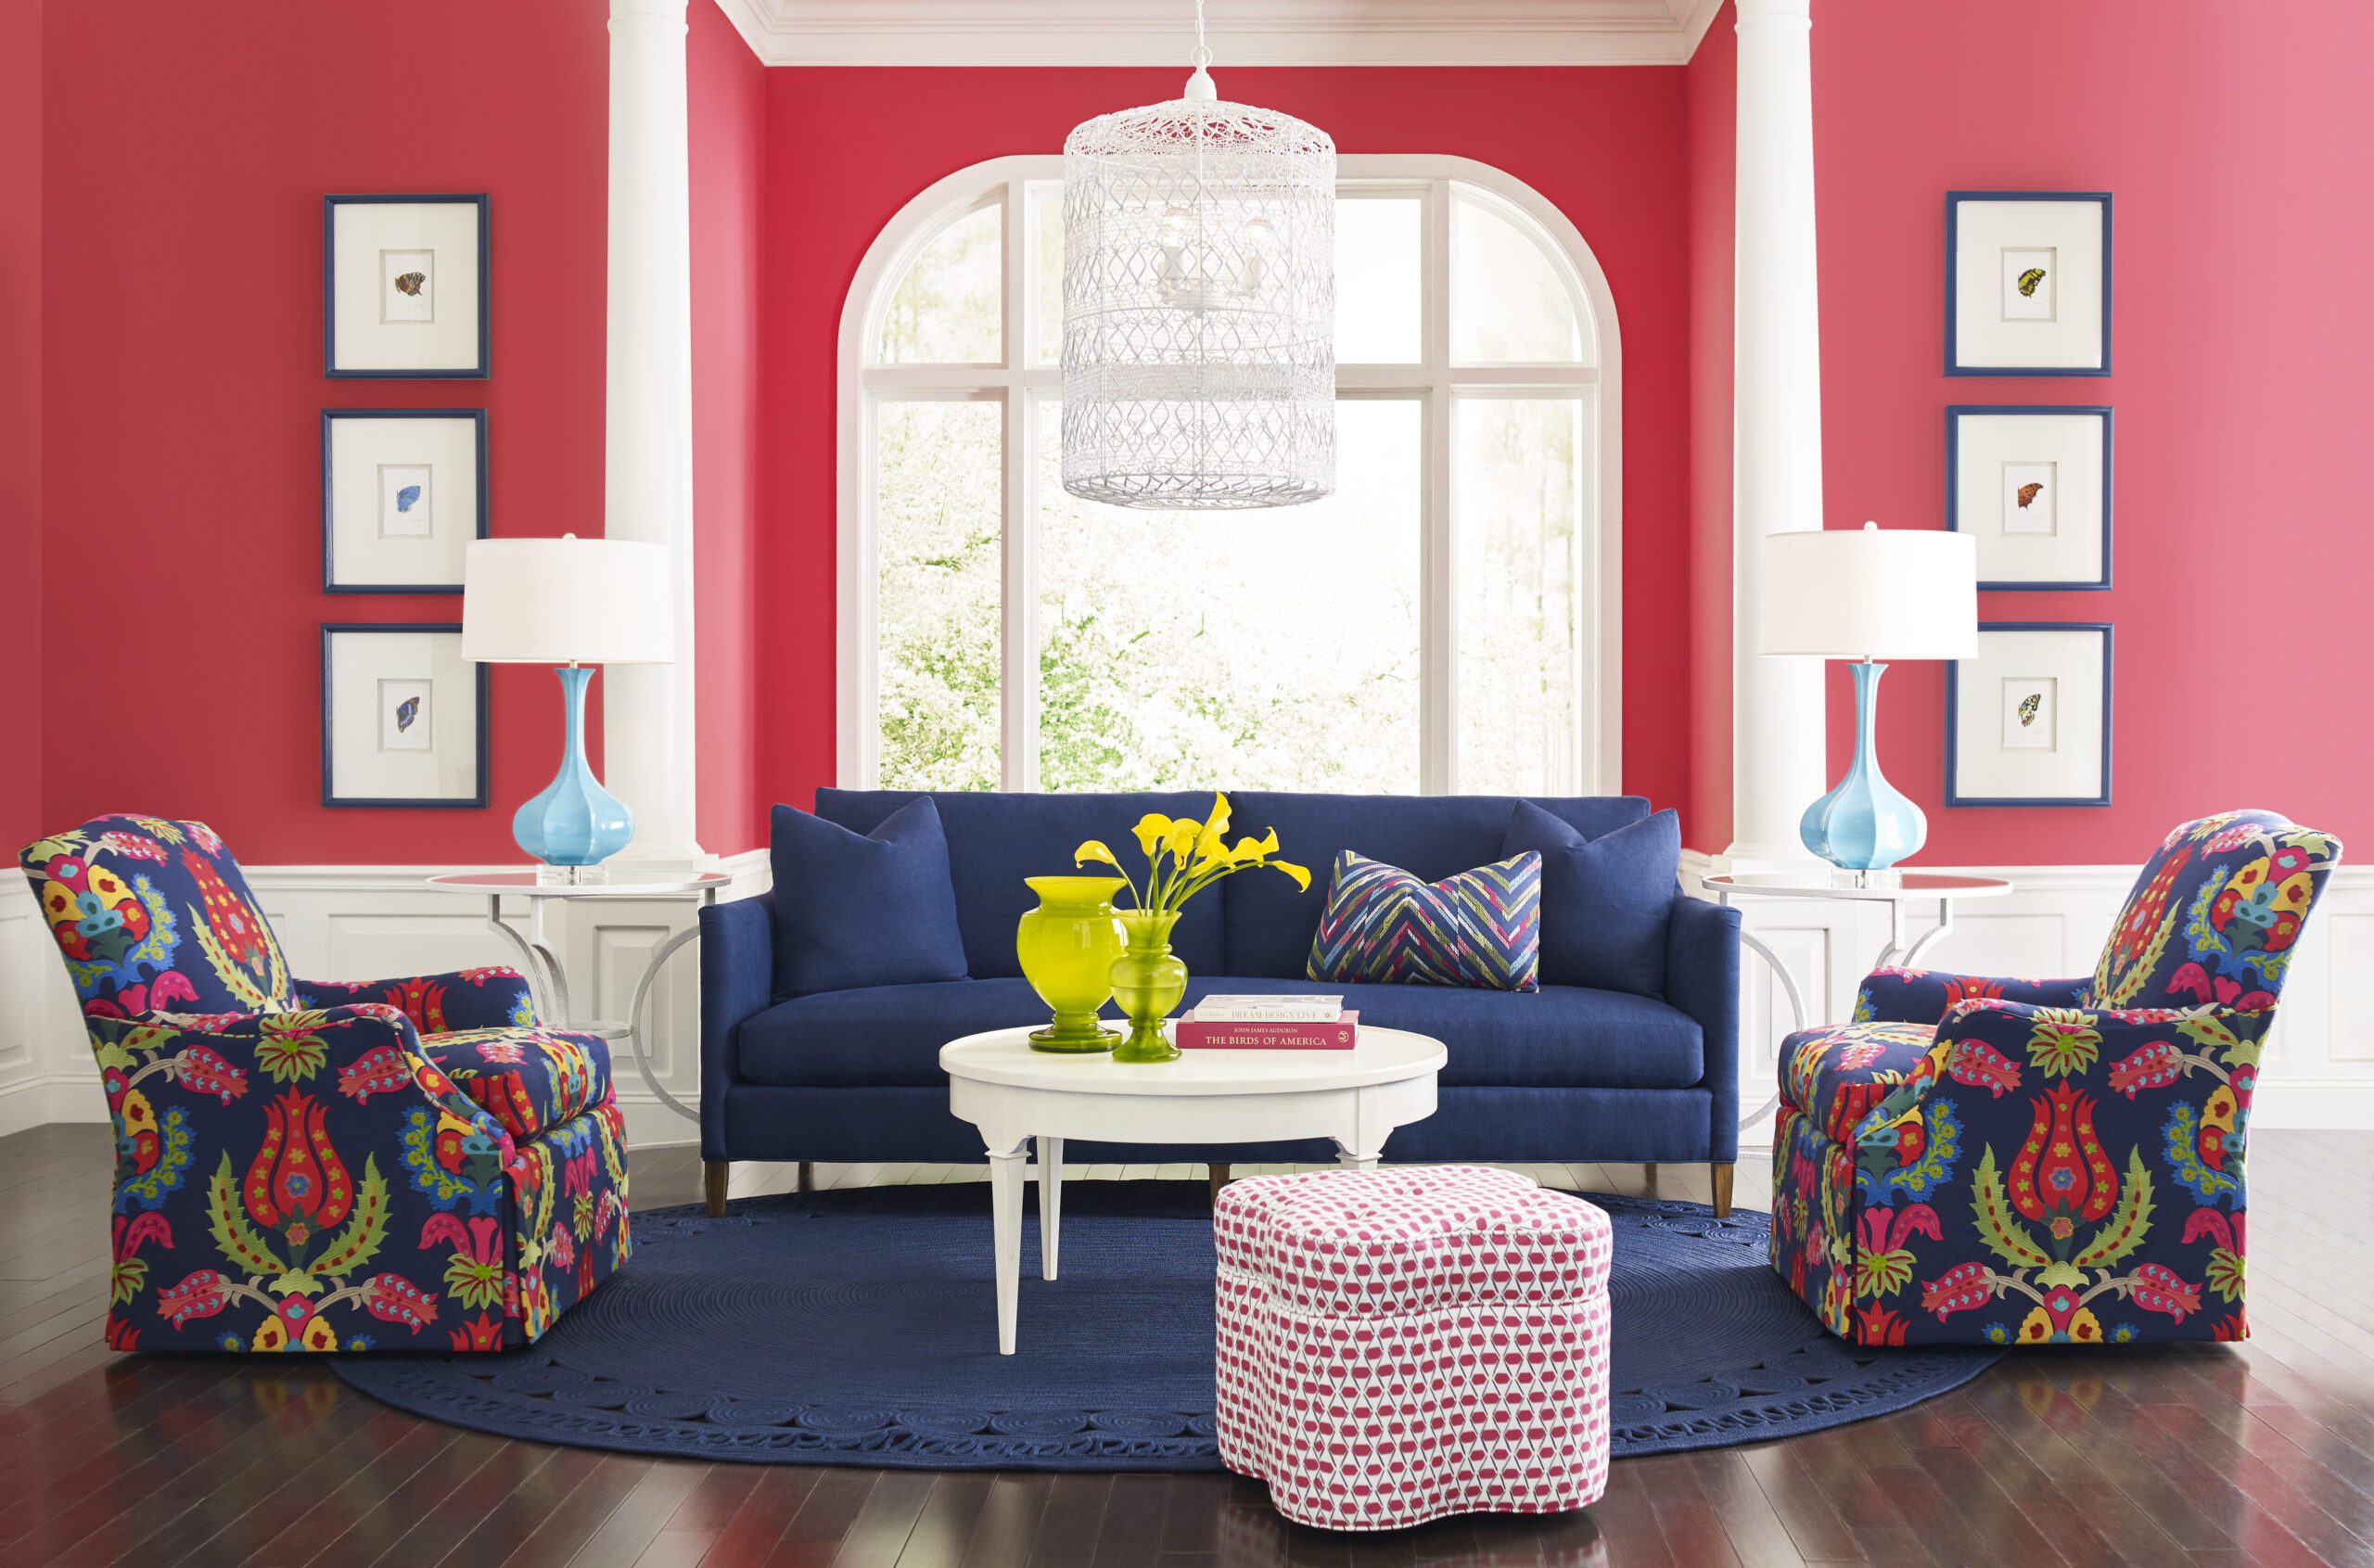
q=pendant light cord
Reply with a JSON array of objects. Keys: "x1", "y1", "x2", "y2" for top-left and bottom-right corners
[{"x1": 1191, "y1": 0, "x2": 1211, "y2": 68}]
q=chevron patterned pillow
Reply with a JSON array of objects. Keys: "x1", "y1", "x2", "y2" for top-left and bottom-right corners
[{"x1": 1306, "y1": 849, "x2": 1542, "y2": 991}]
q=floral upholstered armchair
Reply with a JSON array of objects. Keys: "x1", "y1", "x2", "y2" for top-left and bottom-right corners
[
  {"x1": 20, "y1": 814, "x2": 630, "y2": 1352},
  {"x1": 1772, "y1": 810, "x2": 2340, "y2": 1347}
]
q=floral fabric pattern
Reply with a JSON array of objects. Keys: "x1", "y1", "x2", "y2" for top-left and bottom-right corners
[
  {"x1": 1770, "y1": 811, "x2": 2339, "y2": 1346},
  {"x1": 20, "y1": 815, "x2": 631, "y2": 1352}
]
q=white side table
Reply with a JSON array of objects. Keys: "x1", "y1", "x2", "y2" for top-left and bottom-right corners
[
  {"x1": 939, "y1": 1026, "x2": 1448, "y2": 1355},
  {"x1": 427, "y1": 870, "x2": 733, "y2": 1123},
  {"x1": 1705, "y1": 871, "x2": 2014, "y2": 1129}
]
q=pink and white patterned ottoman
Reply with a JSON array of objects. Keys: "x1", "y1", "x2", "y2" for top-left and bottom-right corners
[{"x1": 1213, "y1": 1165, "x2": 1613, "y2": 1532}]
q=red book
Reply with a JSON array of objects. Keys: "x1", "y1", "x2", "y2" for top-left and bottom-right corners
[{"x1": 1173, "y1": 1011, "x2": 1359, "y2": 1050}]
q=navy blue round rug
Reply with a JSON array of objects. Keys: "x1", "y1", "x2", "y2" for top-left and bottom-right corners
[{"x1": 333, "y1": 1182, "x2": 2001, "y2": 1469}]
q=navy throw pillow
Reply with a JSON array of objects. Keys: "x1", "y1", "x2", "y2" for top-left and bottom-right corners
[
  {"x1": 1502, "y1": 801, "x2": 1680, "y2": 997},
  {"x1": 770, "y1": 798, "x2": 969, "y2": 1000}
]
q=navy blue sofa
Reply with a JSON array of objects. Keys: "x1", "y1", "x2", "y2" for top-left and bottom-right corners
[{"x1": 698, "y1": 790, "x2": 1742, "y2": 1212}]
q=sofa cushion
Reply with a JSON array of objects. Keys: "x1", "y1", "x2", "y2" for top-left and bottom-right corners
[
  {"x1": 735, "y1": 974, "x2": 1703, "y2": 1091},
  {"x1": 815, "y1": 789, "x2": 1226, "y2": 981},
  {"x1": 1306, "y1": 850, "x2": 1541, "y2": 991},
  {"x1": 770, "y1": 799, "x2": 968, "y2": 1001},
  {"x1": 1503, "y1": 802, "x2": 1678, "y2": 998},
  {"x1": 1223, "y1": 794, "x2": 1651, "y2": 979}
]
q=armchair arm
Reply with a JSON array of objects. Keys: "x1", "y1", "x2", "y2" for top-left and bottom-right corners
[
  {"x1": 1665, "y1": 896, "x2": 1742, "y2": 1159},
  {"x1": 698, "y1": 892, "x2": 776, "y2": 1160},
  {"x1": 88, "y1": 1004, "x2": 520, "y2": 1350},
  {"x1": 1853, "y1": 969, "x2": 2093, "y2": 1026},
  {"x1": 295, "y1": 967, "x2": 539, "y2": 1034}
]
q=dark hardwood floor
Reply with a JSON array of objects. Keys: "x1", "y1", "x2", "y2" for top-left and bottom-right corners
[{"x1": 5, "y1": 1122, "x2": 2373, "y2": 1567}]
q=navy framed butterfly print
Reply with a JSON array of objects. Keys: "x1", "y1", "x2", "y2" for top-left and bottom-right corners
[
  {"x1": 323, "y1": 409, "x2": 488, "y2": 593},
  {"x1": 324, "y1": 194, "x2": 491, "y2": 378},
  {"x1": 321, "y1": 624, "x2": 489, "y2": 808},
  {"x1": 1946, "y1": 622, "x2": 2113, "y2": 807},
  {"x1": 1946, "y1": 192, "x2": 2111, "y2": 376}
]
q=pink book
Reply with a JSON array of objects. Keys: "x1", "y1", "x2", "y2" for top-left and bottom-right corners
[{"x1": 1173, "y1": 1011, "x2": 1359, "y2": 1051}]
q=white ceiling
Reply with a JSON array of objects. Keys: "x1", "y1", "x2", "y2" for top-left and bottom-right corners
[{"x1": 713, "y1": 0, "x2": 1729, "y2": 68}]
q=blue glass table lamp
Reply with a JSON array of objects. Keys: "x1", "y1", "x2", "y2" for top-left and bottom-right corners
[
  {"x1": 1759, "y1": 523, "x2": 1977, "y2": 873},
  {"x1": 461, "y1": 534, "x2": 675, "y2": 877}
]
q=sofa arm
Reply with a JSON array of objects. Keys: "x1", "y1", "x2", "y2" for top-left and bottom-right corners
[
  {"x1": 1665, "y1": 896, "x2": 1742, "y2": 1159},
  {"x1": 1853, "y1": 969, "x2": 2092, "y2": 1026},
  {"x1": 698, "y1": 892, "x2": 776, "y2": 1159},
  {"x1": 295, "y1": 967, "x2": 539, "y2": 1033}
]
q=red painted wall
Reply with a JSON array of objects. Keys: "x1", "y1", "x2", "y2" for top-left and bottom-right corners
[
  {"x1": 0, "y1": 0, "x2": 40, "y2": 853},
  {"x1": 40, "y1": 0, "x2": 612, "y2": 863},
  {"x1": 757, "y1": 67, "x2": 1704, "y2": 831},
  {"x1": 688, "y1": 0, "x2": 768, "y2": 855},
  {"x1": 1807, "y1": 4, "x2": 2374, "y2": 863},
  {"x1": 1685, "y1": 6, "x2": 1737, "y2": 855}
]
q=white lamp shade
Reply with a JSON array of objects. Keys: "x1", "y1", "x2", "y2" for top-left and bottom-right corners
[
  {"x1": 1760, "y1": 524, "x2": 1978, "y2": 660},
  {"x1": 462, "y1": 535, "x2": 676, "y2": 664}
]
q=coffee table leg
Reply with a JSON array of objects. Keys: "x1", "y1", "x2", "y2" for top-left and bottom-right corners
[
  {"x1": 1038, "y1": 1136, "x2": 1063, "y2": 1281},
  {"x1": 987, "y1": 1139, "x2": 1028, "y2": 1355},
  {"x1": 1332, "y1": 1143, "x2": 1382, "y2": 1171}
]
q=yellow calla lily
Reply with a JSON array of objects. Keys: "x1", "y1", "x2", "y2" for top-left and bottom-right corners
[
  {"x1": 1075, "y1": 840, "x2": 1119, "y2": 869},
  {"x1": 1131, "y1": 814, "x2": 1173, "y2": 857},
  {"x1": 1194, "y1": 793, "x2": 1233, "y2": 863},
  {"x1": 1270, "y1": 860, "x2": 1312, "y2": 892},
  {"x1": 1167, "y1": 819, "x2": 1204, "y2": 862}
]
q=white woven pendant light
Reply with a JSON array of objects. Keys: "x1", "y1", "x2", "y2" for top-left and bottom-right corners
[{"x1": 1060, "y1": 1, "x2": 1336, "y2": 509}]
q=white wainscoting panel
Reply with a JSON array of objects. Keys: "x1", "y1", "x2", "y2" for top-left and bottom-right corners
[
  {"x1": 1687, "y1": 854, "x2": 2374, "y2": 1143},
  {"x1": 0, "y1": 851, "x2": 770, "y2": 1149}
]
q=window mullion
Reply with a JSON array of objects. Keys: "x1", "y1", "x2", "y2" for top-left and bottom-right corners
[
  {"x1": 999, "y1": 181, "x2": 1038, "y2": 792},
  {"x1": 1422, "y1": 180, "x2": 1458, "y2": 796}
]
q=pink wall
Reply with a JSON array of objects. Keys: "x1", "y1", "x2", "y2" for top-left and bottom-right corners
[
  {"x1": 687, "y1": 0, "x2": 768, "y2": 855},
  {"x1": 758, "y1": 67, "x2": 1705, "y2": 830},
  {"x1": 0, "y1": 0, "x2": 40, "y2": 852},
  {"x1": 39, "y1": 0, "x2": 613, "y2": 863},
  {"x1": 1806, "y1": 3, "x2": 2374, "y2": 863},
  {"x1": 1685, "y1": 6, "x2": 1737, "y2": 854}
]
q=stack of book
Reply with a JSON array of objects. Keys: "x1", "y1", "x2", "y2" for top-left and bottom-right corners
[{"x1": 1173, "y1": 995, "x2": 1359, "y2": 1051}]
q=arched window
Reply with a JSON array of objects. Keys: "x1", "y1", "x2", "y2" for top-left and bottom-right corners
[{"x1": 838, "y1": 155, "x2": 1621, "y2": 796}]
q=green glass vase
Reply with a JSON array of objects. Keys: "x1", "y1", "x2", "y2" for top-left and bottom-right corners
[
  {"x1": 1015, "y1": 875, "x2": 1127, "y2": 1052},
  {"x1": 1109, "y1": 908, "x2": 1187, "y2": 1064}
]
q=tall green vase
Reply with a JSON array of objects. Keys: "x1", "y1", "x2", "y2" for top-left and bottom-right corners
[
  {"x1": 1109, "y1": 909, "x2": 1187, "y2": 1064},
  {"x1": 1015, "y1": 875, "x2": 1127, "y2": 1052}
]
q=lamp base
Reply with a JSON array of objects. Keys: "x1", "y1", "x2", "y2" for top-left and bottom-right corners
[
  {"x1": 1799, "y1": 660, "x2": 1926, "y2": 873},
  {"x1": 514, "y1": 666, "x2": 635, "y2": 870}
]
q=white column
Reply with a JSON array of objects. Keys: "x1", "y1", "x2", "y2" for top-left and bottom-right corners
[
  {"x1": 604, "y1": 0, "x2": 704, "y2": 869},
  {"x1": 1727, "y1": 0, "x2": 1828, "y2": 869}
]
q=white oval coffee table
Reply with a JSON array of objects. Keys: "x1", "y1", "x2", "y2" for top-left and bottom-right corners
[{"x1": 940, "y1": 1026, "x2": 1448, "y2": 1354}]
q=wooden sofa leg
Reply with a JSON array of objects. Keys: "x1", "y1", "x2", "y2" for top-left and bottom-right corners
[
  {"x1": 797, "y1": 1161, "x2": 814, "y2": 1193},
  {"x1": 704, "y1": 1161, "x2": 730, "y2": 1217},
  {"x1": 1711, "y1": 1162, "x2": 1735, "y2": 1218},
  {"x1": 1207, "y1": 1163, "x2": 1232, "y2": 1206}
]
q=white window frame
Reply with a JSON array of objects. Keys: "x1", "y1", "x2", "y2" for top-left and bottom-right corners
[{"x1": 836, "y1": 153, "x2": 1623, "y2": 796}]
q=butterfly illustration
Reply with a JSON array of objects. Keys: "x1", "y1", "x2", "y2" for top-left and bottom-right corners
[
  {"x1": 393, "y1": 272, "x2": 428, "y2": 298},
  {"x1": 395, "y1": 696, "x2": 421, "y2": 733},
  {"x1": 2017, "y1": 692, "x2": 2042, "y2": 728},
  {"x1": 2017, "y1": 267, "x2": 2047, "y2": 298},
  {"x1": 2016, "y1": 481, "x2": 2044, "y2": 509},
  {"x1": 395, "y1": 484, "x2": 423, "y2": 514}
]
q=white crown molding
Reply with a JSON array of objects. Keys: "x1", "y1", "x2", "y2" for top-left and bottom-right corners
[{"x1": 721, "y1": 0, "x2": 1726, "y2": 68}]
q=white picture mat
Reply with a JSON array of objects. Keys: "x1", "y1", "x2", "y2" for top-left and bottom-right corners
[
  {"x1": 328, "y1": 415, "x2": 479, "y2": 584},
  {"x1": 1953, "y1": 412, "x2": 2106, "y2": 584},
  {"x1": 1954, "y1": 629, "x2": 2106, "y2": 801},
  {"x1": 330, "y1": 202, "x2": 482, "y2": 372},
  {"x1": 1954, "y1": 199, "x2": 2104, "y2": 370},
  {"x1": 327, "y1": 631, "x2": 479, "y2": 800}
]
